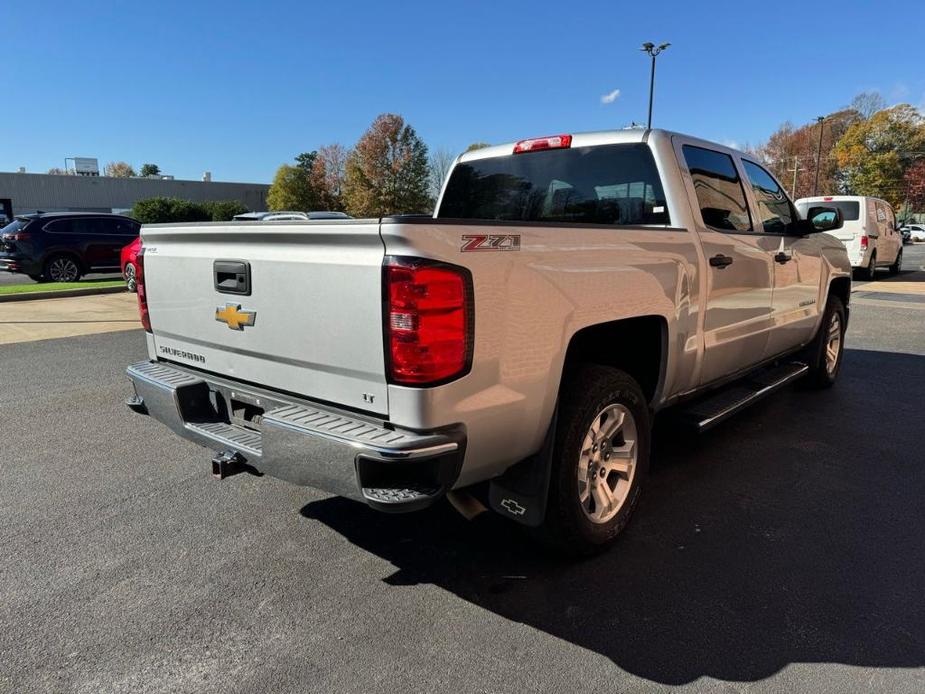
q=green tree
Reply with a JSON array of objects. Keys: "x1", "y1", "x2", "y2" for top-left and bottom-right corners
[
  {"x1": 834, "y1": 104, "x2": 925, "y2": 208},
  {"x1": 204, "y1": 200, "x2": 249, "y2": 221},
  {"x1": 343, "y1": 113, "x2": 431, "y2": 216},
  {"x1": 140, "y1": 163, "x2": 161, "y2": 177},
  {"x1": 266, "y1": 164, "x2": 320, "y2": 211},
  {"x1": 465, "y1": 142, "x2": 490, "y2": 152},
  {"x1": 131, "y1": 197, "x2": 211, "y2": 224},
  {"x1": 295, "y1": 151, "x2": 318, "y2": 173}
]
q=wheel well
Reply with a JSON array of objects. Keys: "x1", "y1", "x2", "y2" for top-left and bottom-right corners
[
  {"x1": 562, "y1": 316, "x2": 666, "y2": 405},
  {"x1": 43, "y1": 251, "x2": 85, "y2": 273},
  {"x1": 829, "y1": 276, "x2": 851, "y2": 308}
]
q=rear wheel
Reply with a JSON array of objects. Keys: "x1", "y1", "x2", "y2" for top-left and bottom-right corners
[
  {"x1": 802, "y1": 294, "x2": 846, "y2": 389},
  {"x1": 537, "y1": 365, "x2": 650, "y2": 555},
  {"x1": 43, "y1": 255, "x2": 82, "y2": 282},
  {"x1": 860, "y1": 253, "x2": 877, "y2": 281},
  {"x1": 888, "y1": 248, "x2": 902, "y2": 275}
]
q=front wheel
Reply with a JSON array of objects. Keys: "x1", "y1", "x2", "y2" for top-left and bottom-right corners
[
  {"x1": 537, "y1": 365, "x2": 650, "y2": 555},
  {"x1": 802, "y1": 295, "x2": 846, "y2": 389},
  {"x1": 888, "y1": 248, "x2": 902, "y2": 275}
]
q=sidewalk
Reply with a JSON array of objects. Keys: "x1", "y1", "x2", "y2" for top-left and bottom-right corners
[{"x1": 0, "y1": 293, "x2": 140, "y2": 345}]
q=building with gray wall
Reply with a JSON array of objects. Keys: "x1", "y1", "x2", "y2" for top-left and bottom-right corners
[{"x1": 0, "y1": 172, "x2": 269, "y2": 219}]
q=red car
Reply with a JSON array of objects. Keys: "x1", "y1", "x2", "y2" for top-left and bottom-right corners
[{"x1": 120, "y1": 237, "x2": 141, "y2": 292}]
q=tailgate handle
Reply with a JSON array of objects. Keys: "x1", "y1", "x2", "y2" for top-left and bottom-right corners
[{"x1": 214, "y1": 260, "x2": 251, "y2": 296}]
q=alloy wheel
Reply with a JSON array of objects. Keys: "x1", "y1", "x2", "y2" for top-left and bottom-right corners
[
  {"x1": 825, "y1": 311, "x2": 842, "y2": 376},
  {"x1": 577, "y1": 403, "x2": 638, "y2": 524},
  {"x1": 49, "y1": 257, "x2": 79, "y2": 282}
]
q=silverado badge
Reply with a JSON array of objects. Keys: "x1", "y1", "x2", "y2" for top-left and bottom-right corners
[{"x1": 215, "y1": 303, "x2": 256, "y2": 331}]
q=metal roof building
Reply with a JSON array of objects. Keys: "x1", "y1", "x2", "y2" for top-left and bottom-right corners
[{"x1": 0, "y1": 172, "x2": 269, "y2": 220}]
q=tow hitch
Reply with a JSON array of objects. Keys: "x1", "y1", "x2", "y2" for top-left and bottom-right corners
[{"x1": 212, "y1": 450, "x2": 245, "y2": 479}]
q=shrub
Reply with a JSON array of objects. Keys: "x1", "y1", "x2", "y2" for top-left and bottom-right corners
[
  {"x1": 131, "y1": 197, "x2": 248, "y2": 224},
  {"x1": 204, "y1": 200, "x2": 249, "y2": 221}
]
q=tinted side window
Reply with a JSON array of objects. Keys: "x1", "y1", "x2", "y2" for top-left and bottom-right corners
[
  {"x1": 682, "y1": 145, "x2": 751, "y2": 232},
  {"x1": 44, "y1": 219, "x2": 74, "y2": 234},
  {"x1": 742, "y1": 160, "x2": 796, "y2": 233},
  {"x1": 91, "y1": 218, "x2": 137, "y2": 236}
]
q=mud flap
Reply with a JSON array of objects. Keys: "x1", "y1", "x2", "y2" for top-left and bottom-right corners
[{"x1": 488, "y1": 409, "x2": 557, "y2": 527}]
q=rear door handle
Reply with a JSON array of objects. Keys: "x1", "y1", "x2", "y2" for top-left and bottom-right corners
[
  {"x1": 709, "y1": 254, "x2": 734, "y2": 269},
  {"x1": 774, "y1": 251, "x2": 792, "y2": 264}
]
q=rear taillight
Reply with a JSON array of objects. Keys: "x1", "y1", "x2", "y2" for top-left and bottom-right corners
[
  {"x1": 136, "y1": 248, "x2": 151, "y2": 332},
  {"x1": 513, "y1": 134, "x2": 572, "y2": 154},
  {"x1": 384, "y1": 259, "x2": 473, "y2": 386},
  {"x1": 860, "y1": 235, "x2": 869, "y2": 250},
  {"x1": 3, "y1": 232, "x2": 30, "y2": 242}
]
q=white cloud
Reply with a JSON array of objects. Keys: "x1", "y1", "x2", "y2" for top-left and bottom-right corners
[
  {"x1": 600, "y1": 89, "x2": 621, "y2": 105},
  {"x1": 722, "y1": 139, "x2": 740, "y2": 150}
]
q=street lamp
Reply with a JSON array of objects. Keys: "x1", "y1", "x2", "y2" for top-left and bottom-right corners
[
  {"x1": 641, "y1": 42, "x2": 670, "y2": 130},
  {"x1": 812, "y1": 116, "x2": 826, "y2": 196}
]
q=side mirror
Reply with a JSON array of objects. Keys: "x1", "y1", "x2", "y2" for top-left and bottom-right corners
[{"x1": 805, "y1": 206, "x2": 843, "y2": 233}]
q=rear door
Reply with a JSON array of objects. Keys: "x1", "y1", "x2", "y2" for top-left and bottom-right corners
[
  {"x1": 142, "y1": 221, "x2": 390, "y2": 415},
  {"x1": 675, "y1": 140, "x2": 775, "y2": 385}
]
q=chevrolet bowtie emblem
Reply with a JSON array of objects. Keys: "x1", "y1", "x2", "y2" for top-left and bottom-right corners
[{"x1": 215, "y1": 303, "x2": 256, "y2": 331}]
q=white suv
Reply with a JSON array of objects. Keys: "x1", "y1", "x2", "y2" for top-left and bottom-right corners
[{"x1": 796, "y1": 195, "x2": 903, "y2": 280}]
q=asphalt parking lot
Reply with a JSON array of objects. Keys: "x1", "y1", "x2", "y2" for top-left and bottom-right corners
[
  {"x1": 0, "y1": 271, "x2": 122, "y2": 287},
  {"x1": 2, "y1": 246, "x2": 924, "y2": 693}
]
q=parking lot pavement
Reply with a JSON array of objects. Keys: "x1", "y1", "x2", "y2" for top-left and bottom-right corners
[
  {"x1": 0, "y1": 292, "x2": 138, "y2": 345},
  {"x1": 2, "y1": 260, "x2": 924, "y2": 693}
]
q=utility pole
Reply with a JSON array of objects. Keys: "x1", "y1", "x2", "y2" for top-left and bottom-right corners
[
  {"x1": 641, "y1": 42, "x2": 670, "y2": 130},
  {"x1": 813, "y1": 116, "x2": 825, "y2": 196},
  {"x1": 788, "y1": 156, "x2": 800, "y2": 199}
]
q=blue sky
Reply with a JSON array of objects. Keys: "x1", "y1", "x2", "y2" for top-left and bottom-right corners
[{"x1": 3, "y1": 0, "x2": 923, "y2": 183}]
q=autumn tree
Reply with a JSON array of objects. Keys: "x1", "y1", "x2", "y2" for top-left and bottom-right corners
[
  {"x1": 465, "y1": 142, "x2": 490, "y2": 152},
  {"x1": 902, "y1": 159, "x2": 925, "y2": 214},
  {"x1": 140, "y1": 163, "x2": 161, "y2": 177},
  {"x1": 343, "y1": 114, "x2": 431, "y2": 216},
  {"x1": 834, "y1": 104, "x2": 925, "y2": 208},
  {"x1": 850, "y1": 91, "x2": 886, "y2": 120},
  {"x1": 310, "y1": 144, "x2": 349, "y2": 211},
  {"x1": 47, "y1": 167, "x2": 70, "y2": 175},
  {"x1": 105, "y1": 161, "x2": 136, "y2": 177},
  {"x1": 756, "y1": 109, "x2": 860, "y2": 199},
  {"x1": 428, "y1": 147, "x2": 456, "y2": 200}
]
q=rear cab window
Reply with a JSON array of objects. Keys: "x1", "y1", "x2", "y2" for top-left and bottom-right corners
[
  {"x1": 438, "y1": 143, "x2": 670, "y2": 225},
  {"x1": 681, "y1": 145, "x2": 751, "y2": 232}
]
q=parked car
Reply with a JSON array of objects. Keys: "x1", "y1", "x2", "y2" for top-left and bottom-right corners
[
  {"x1": 0, "y1": 212, "x2": 140, "y2": 282},
  {"x1": 126, "y1": 129, "x2": 851, "y2": 554},
  {"x1": 899, "y1": 226, "x2": 912, "y2": 244},
  {"x1": 121, "y1": 236, "x2": 142, "y2": 292},
  {"x1": 901, "y1": 224, "x2": 925, "y2": 242},
  {"x1": 796, "y1": 195, "x2": 903, "y2": 280},
  {"x1": 231, "y1": 211, "x2": 353, "y2": 222}
]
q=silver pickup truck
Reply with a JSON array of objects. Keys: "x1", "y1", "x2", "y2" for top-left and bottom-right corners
[{"x1": 126, "y1": 129, "x2": 851, "y2": 552}]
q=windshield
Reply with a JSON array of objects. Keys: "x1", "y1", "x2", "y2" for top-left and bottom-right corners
[
  {"x1": 438, "y1": 143, "x2": 669, "y2": 225},
  {"x1": 797, "y1": 200, "x2": 860, "y2": 221}
]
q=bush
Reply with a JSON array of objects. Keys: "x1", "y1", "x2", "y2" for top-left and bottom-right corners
[
  {"x1": 204, "y1": 200, "x2": 249, "y2": 221},
  {"x1": 131, "y1": 197, "x2": 249, "y2": 224}
]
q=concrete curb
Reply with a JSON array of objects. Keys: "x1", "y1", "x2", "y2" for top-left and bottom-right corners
[{"x1": 0, "y1": 285, "x2": 128, "y2": 303}]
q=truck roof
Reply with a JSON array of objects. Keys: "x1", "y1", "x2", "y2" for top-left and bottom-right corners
[{"x1": 456, "y1": 128, "x2": 748, "y2": 164}]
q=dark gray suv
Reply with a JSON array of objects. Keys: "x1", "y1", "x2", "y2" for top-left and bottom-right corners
[{"x1": 0, "y1": 212, "x2": 140, "y2": 282}]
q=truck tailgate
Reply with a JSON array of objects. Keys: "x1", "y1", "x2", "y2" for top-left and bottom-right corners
[{"x1": 141, "y1": 222, "x2": 388, "y2": 416}]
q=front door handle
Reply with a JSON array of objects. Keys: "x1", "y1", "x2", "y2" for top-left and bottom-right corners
[
  {"x1": 774, "y1": 251, "x2": 792, "y2": 264},
  {"x1": 709, "y1": 254, "x2": 734, "y2": 269}
]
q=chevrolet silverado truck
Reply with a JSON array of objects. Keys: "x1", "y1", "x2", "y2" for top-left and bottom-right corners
[{"x1": 126, "y1": 129, "x2": 851, "y2": 552}]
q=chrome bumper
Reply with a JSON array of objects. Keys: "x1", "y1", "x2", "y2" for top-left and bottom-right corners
[{"x1": 125, "y1": 361, "x2": 464, "y2": 511}]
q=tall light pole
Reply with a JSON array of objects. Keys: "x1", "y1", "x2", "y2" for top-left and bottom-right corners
[
  {"x1": 641, "y1": 42, "x2": 670, "y2": 130},
  {"x1": 812, "y1": 116, "x2": 825, "y2": 196}
]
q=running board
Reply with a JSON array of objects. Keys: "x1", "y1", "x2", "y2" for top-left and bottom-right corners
[{"x1": 682, "y1": 362, "x2": 809, "y2": 433}]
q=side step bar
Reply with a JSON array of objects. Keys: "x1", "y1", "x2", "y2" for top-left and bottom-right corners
[{"x1": 682, "y1": 362, "x2": 809, "y2": 433}]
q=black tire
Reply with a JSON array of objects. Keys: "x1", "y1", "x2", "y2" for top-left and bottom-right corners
[
  {"x1": 27, "y1": 274, "x2": 48, "y2": 283},
  {"x1": 888, "y1": 248, "x2": 902, "y2": 275},
  {"x1": 537, "y1": 365, "x2": 651, "y2": 555},
  {"x1": 42, "y1": 254, "x2": 82, "y2": 282},
  {"x1": 859, "y1": 253, "x2": 876, "y2": 281},
  {"x1": 802, "y1": 294, "x2": 846, "y2": 389}
]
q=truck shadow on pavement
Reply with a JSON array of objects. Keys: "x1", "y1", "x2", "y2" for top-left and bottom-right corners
[{"x1": 300, "y1": 348, "x2": 925, "y2": 685}]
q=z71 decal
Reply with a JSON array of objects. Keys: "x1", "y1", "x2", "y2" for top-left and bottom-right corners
[{"x1": 460, "y1": 234, "x2": 521, "y2": 252}]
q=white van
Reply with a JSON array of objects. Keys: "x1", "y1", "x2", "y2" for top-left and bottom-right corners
[{"x1": 795, "y1": 196, "x2": 902, "y2": 280}]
